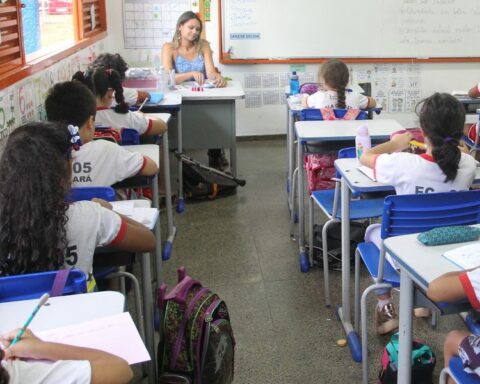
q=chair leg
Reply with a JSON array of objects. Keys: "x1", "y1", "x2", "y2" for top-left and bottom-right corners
[
  {"x1": 322, "y1": 219, "x2": 338, "y2": 308},
  {"x1": 290, "y1": 167, "x2": 298, "y2": 239},
  {"x1": 308, "y1": 195, "x2": 314, "y2": 266},
  {"x1": 439, "y1": 367, "x2": 452, "y2": 384},
  {"x1": 431, "y1": 307, "x2": 438, "y2": 329},
  {"x1": 361, "y1": 283, "x2": 392, "y2": 384},
  {"x1": 354, "y1": 248, "x2": 361, "y2": 334}
]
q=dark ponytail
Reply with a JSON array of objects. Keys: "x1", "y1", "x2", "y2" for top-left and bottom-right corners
[
  {"x1": 75, "y1": 68, "x2": 129, "y2": 114},
  {"x1": 417, "y1": 92, "x2": 465, "y2": 182},
  {"x1": 320, "y1": 59, "x2": 349, "y2": 109}
]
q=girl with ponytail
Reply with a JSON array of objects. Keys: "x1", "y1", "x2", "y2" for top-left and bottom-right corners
[
  {"x1": 302, "y1": 59, "x2": 376, "y2": 110},
  {"x1": 72, "y1": 67, "x2": 166, "y2": 137},
  {"x1": 359, "y1": 92, "x2": 477, "y2": 335}
]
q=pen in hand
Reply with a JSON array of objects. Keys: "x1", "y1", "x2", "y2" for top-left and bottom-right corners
[
  {"x1": 9, "y1": 293, "x2": 49, "y2": 347},
  {"x1": 137, "y1": 96, "x2": 149, "y2": 112}
]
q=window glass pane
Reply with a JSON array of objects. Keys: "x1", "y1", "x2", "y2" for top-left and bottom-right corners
[{"x1": 22, "y1": 0, "x2": 74, "y2": 58}]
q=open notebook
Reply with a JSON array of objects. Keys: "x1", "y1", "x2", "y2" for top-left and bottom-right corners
[
  {"x1": 357, "y1": 165, "x2": 377, "y2": 181},
  {"x1": 443, "y1": 243, "x2": 480, "y2": 270},
  {"x1": 110, "y1": 201, "x2": 158, "y2": 230},
  {"x1": 37, "y1": 312, "x2": 150, "y2": 364}
]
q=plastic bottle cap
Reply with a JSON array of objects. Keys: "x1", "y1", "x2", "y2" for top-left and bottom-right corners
[{"x1": 357, "y1": 125, "x2": 369, "y2": 135}]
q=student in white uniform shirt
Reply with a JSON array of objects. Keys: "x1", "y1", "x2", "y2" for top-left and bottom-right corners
[
  {"x1": 0, "y1": 328, "x2": 132, "y2": 384},
  {"x1": 360, "y1": 92, "x2": 477, "y2": 335},
  {"x1": 45, "y1": 80, "x2": 158, "y2": 187},
  {"x1": 301, "y1": 59, "x2": 376, "y2": 110},
  {"x1": 72, "y1": 68, "x2": 166, "y2": 137},
  {"x1": 88, "y1": 52, "x2": 150, "y2": 106},
  {"x1": 0, "y1": 122, "x2": 155, "y2": 286}
]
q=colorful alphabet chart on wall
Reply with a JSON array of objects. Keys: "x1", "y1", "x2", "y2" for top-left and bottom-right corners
[{"x1": 123, "y1": 0, "x2": 191, "y2": 49}]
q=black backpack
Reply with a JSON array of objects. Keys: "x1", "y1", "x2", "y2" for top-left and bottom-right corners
[
  {"x1": 311, "y1": 221, "x2": 368, "y2": 270},
  {"x1": 176, "y1": 152, "x2": 246, "y2": 200}
]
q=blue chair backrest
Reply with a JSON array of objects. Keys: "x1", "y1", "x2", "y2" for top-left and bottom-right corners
[
  {"x1": 380, "y1": 190, "x2": 480, "y2": 240},
  {"x1": 66, "y1": 187, "x2": 115, "y2": 203},
  {"x1": 300, "y1": 108, "x2": 368, "y2": 121},
  {"x1": 0, "y1": 269, "x2": 87, "y2": 303}
]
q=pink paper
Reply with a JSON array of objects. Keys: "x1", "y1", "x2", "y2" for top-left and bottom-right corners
[{"x1": 36, "y1": 312, "x2": 150, "y2": 365}]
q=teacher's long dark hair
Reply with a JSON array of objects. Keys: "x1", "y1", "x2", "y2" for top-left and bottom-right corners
[{"x1": 0, "y1": 122, "x2": 71, "y2": 276}]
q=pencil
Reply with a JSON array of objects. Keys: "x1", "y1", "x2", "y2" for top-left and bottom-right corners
[{"x1": 10, "y1": 293, "x2": 49, "y2": 347}]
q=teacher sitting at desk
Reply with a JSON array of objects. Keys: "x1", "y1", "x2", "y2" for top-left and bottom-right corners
[{"x1": 162, "y1": 11, "x2": 228, "y2": 170}]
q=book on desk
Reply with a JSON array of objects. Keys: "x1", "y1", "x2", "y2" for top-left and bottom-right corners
[
  {"x1": 443, "y1": 243, "x2": 480, "y2": 270},
  {"x1": 357, "y1": 165, "x2": 377, "y2": 181},
  {"x1": 111, "y1": 201, "x2": 158, "y2": 230}
]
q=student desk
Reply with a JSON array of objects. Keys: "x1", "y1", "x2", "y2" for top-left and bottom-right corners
[
  {"x1": 0, "y1": 291, "x2": 125, "y2": 333},
  {"x1": 141, "y1": 94, "x2": 185, "y2": 213},
  {"x1": 454, "y1": 96, "x2": 480, "y2": 114},
  {"x1": 294, "y1": 119, "x2": 403, "y2": 272},
  {"x1": 334, "y1": 160, "x2": 480, "y2": 367},
  {"x1": 384, "y1": 233, "x2": 479, "y2": 384}
]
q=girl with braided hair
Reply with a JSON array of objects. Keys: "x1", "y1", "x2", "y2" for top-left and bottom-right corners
[
  {"x1": 72, "y1": 67, "x2": 166, "y2": 137},
  {"x1": 302, "y1": 59, "x2": 376, "y2": 109}
]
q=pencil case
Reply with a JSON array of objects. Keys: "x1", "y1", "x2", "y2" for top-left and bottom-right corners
[{"x1": 417, "y1": 226, "x2": 480, "y2": 246}]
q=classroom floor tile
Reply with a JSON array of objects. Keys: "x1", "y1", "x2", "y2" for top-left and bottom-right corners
[{"x1": 139, "y1": 138, "x2": 469, "y2": 383}]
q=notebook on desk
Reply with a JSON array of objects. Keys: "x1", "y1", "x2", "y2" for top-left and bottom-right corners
[
  {"x1": 111, "y1": 201, "x2": 158, "y2": 230},
  {"x1": 357, "y1": 165, "x2": 377, "y2": 181},
  {"x1": 443, "y1": 243, "x2": 480, "y2": 270}
]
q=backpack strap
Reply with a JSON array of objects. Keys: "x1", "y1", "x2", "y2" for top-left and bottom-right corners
[
  {"x1": 320, "y1": 108, "x2": 336, "y2": 120},
  {"x1": 50, "y1": 269, "x2": 70, "y2": 297},
  {"x1": 386, "y1": 333, "x2": 433, "y2": 367},
  {"x1": 342, "y1": 108, "x2": 361, "y2": 120}
]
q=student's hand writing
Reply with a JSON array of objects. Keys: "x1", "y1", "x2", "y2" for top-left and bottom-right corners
[
  {"x1": 1, "y1": 329, "x2": 43, "y2": 360},
  {"x1": 391, "y1": 132, "x2": 413, "y2": 151},
  {"x1": 190, "y1": 71, "x2": 205, "y2": 85},
  {"x1": 92, "y1": 198, "x2": 113, "y2": 210}
]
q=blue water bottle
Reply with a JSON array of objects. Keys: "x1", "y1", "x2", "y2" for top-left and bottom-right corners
[{"x1": 290, "y1": 71, "x2": 300, "y2": 95}]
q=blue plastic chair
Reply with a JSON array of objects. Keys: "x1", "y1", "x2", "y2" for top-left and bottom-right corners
[
  {"x1": 308, "y1": 147, "x2": 385, "y2": 307},
  {"x1": 291, "y1": 108, "x2": 376, "y2": 272},
  {"x1": 440, "y1": 356, "x2": 480, "y2": 383},
  {"x1": 0, "y1": 269, "x2": 86, "y2": 303},
  {"x1": 355, "y1": 190, "x2": 480, "y2": 382}
]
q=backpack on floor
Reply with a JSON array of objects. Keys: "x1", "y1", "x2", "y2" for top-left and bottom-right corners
[
  {"x1": 379, "y1": 332, "x2": 436, "y2": 384},
  {"x1": 157, "y1": 267, "x2": 235, "y2": 384},
  {"x1": 175, "y1": 152, "x2": 246, "y2": 200},
  {"x1": 311, "y1": 221, "x2": 368, "y2": 270}
]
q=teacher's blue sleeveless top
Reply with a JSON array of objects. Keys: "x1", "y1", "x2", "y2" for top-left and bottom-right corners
[{"x1": 174, "y1": 53, "x2": 206, "y2": 76}]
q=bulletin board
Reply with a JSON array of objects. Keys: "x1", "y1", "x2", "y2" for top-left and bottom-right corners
[{"x1": 219, "y1": 0, "x2": 480, "y2": 64}]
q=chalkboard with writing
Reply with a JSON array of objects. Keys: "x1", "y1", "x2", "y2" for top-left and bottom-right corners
[{"x1": 219, "y1": 0, "x2": 480, "y2": 62}]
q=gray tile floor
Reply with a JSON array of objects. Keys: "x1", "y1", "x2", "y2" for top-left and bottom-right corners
[{"x1": 158, "y1": 138, "x2": 467, "y2": 383}]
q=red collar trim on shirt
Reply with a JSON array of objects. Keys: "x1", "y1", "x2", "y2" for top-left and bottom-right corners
[
  {"x1": 96, "y1": 107, "x2": 111, "y2": 111},
  {"x1": 419, "y1": 153, "x2": 436, "y2": 163}
]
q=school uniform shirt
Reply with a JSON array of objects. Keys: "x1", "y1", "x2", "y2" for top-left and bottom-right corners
[
  {"x1": 123, "y1": 87, "x2": 139, "y2": 105},
  {"x1": 95, "y1": 107, "x2": 153, "y2": 135},
  {"x1": 2, "y1": 359, "x2": 91, "y2": 384},
  {"x1": 374, "y1": 152, "x2": 477, "y2": 195},
  {"x1": 306, "y1": 90, "x2": 369, "y2": 109},
  {"x1": 65, "y1": 201, "x2": 126, "y2": 276},
  {"x1": 71, "y1": 140, "x2": 147, "y2": 187},
  {"x1": 460, "y1": 267, "x2": 480, "y2": 310}
]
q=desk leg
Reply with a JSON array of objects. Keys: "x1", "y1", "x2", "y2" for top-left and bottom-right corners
[
  {"x1": 176, "y1": 109, "x2": 185, "y2": 213},
  {"x1": 151, "y1": 173, "x2": 162, "y2": 285},
  {"x1": 140, "y1": 251, "x2": 156, "y2": 384},
  {"x1": 162, "y1": 131, "x2": 176, "y2": 261},
  {"x1": 339, "y1": 177, "x2": 362, "y2": 362},
  {"x1": 398, "y1": 268, "x2": 413, "y2": 384},
  {"x1": 297, "y1": 140, "x2": 309, "y2": 272},
  {"x1": 229, "y1": 101, "x2": 237, "y2": 178}
]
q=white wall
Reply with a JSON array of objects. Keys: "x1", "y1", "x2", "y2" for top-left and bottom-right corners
[{"x1": 104, "y1": 0, "x2": 480, "y2": 136}]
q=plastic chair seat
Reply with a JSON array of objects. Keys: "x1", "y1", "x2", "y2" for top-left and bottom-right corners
[
  {"x1": 311, "y1": 190, "x2": 384, "y2": 220},
  {"x1": 448, "y1": 356, "x2": 480, "y2": 383},
  {"x1": 356, "y1": 242, "x2": 400, "y2": 286}
]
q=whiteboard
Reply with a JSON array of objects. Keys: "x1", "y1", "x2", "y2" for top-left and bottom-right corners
[{"x1": 221, "y1": 0, "x2": 480, "y2": 60}]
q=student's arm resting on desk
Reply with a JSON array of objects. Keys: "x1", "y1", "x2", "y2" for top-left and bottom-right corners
[
  {"x1": 138, "y1": 155, "x2": 158, "y2": 176},
  {"x1": 468, "y1": 83, "x2": 480, "y2": 98},
  {"x1": 427, "y1": 271, "x2": 466, "y2": 303},
  {"x1": 360, "y1": 132, "x2": 413, "y2": 168},
  {"x1": 109, "y1": 213, "x2": 156, "y2": 252},
  {"x1": 145, "y1": 116, "x2": 167, "y2": 136},
  {"x1": 2, "y1": 329, "x2": 133, "y2": 384},
  {"x1": 202, "y1": 43, "x2": 226, "y2": 88}
]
